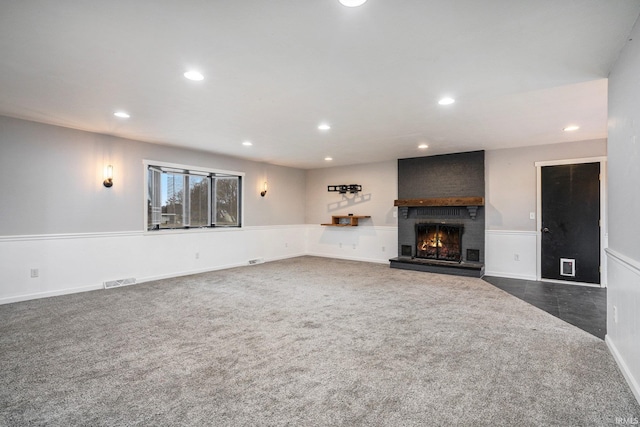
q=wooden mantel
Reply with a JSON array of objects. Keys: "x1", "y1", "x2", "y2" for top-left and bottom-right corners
[
  {"x1": 394, "y1": 197, "x2": 484, "y2": 220},
  {"x1": 394, "y1": 197, "x2": 484, "y2": 207}
]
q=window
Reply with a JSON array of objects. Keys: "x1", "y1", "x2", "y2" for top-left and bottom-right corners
[{"x1": 147, "y1": 163, "x2": 242, "y2": 230}]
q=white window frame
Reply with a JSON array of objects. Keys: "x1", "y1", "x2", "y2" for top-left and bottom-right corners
[{"x1": 143, "y1": 160, "x2": 245, "y2": 233}]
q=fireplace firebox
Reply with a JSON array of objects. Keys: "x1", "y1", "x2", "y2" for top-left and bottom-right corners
[{"x1": 415, "y1": 224, "x2": 463, "y2": 262}]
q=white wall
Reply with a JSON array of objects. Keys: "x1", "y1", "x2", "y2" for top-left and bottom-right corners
[
  {"x1": 305, "y1": 160, "x2": 398, "y2": 226},
  {"x1": 304, "y1": 160, "x2": 399, "y2": 262},
  {"x1": 306, "y1": 225, "x2": 398, "y2": 264},
  {"x1": 484, "y1": 140, "x2": 606, "y2": 279},
  {"x1": 606, "y1": 20, "x2": 640, "y2": 404},
  {"x1": 0, "y1": 226, "x2": 307, "y2": 304},
  {"x1": 0, "y1": 116, "x2": 309, "y2": 303}
]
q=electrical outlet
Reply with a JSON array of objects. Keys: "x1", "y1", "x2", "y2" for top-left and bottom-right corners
[
  {"x1": 514, "y1": 254, "x2": 520, "y2": 261},
  {"x1": 382, "y1": 246, "x2": 385, "y2": 252},
  {"x1": 30, "y1": 268, "x2": 39, "y2": 278},
  {"x1": 195, "y1": 252, "x2": 200, "y2": 259},
  {"x1": 393, "y1": 211, "x2": 397, "y2": 218},
  {"x1": 613, "y1": 306, "x2": 618, "y2": 323},
  {"x1": 529, "y1": 212, "x2": 535, "y2": 220},
  {"x1": 285, "y1": 242, "x2": 288, "y2": 248},
  {"x1": 352, "y1": 244, "x2": 356, "y2": 249}
]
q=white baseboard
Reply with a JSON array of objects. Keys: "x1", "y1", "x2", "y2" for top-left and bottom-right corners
[
  {"x1": 0, "y1": 284, "x2": 104, "y2": 305},
  {"x1": 606, "y1": 335, "x2": 640, "y2": 406},
  {"x1": 306, "y1": 252, "x2": 391, "y2": 265},
  {"x1": 135, "y1": 261, "x2": 251, "y2": 285},
  {"x1": 483, "y1": 270, "x2": 537, "y2": 281},
  {"x1": 135, "y1": 252, "x2": 309, "y2": 284},
  {"x1": 266, "y1": 252, "x2": 308, "y2": 263}
]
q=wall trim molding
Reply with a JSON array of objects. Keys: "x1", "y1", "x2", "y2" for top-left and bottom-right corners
[
  {"x1": 306, "y1": 252, "x2": 392, "y2": 265},
  {"x1": 1, "y1": 224, "x2": 559, "y2": 304},
  {"x1": 606, "y1": 335, "x2": 640, "y2": 405},
  {"x1": 485, "y1": 229, "x2": 537, "y2": 236},
  {"x1": 482, "y1": 270, "x2": 537, "y2": 281},
  {"x1": 135, "y1": 252, "x2": 308, "y2": 286},
  {"x1": 606, "y1": 248, "x2": 640, "y2": 273},
  {"x1": 310, "y1": 224, "x2": 398, "y2": 231},
  {"x1": 241, "y1": 224, "x2": 308, "y2": 231},
  {"x1": 0, "y1": 224, "x2": 314, "y2": 242},
  {"x1": 0, "y1": 283, "x2": 104, "y2": 305},
  {"x1": 0, "y1": 230, "x2": 143, "y2": 242},
  {"x1": 534, "y1": 156, "x2": 607, "y2": 167}
]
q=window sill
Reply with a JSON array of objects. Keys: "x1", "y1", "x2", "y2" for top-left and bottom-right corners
[{"x1": 144, "y1": 226, "x2": 242, "y2": 236}]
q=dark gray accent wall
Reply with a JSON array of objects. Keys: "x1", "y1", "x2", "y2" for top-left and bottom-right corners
[
  {"x1": 397, "y1": 151, "x2": 485, "y2": 263},
  {"x1": 398, "y1": 150, "x2": 485, "y2": 199}
]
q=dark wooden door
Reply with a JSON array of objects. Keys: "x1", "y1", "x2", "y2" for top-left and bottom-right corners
[{"x1": 541, "y1": 163, "x2": 600, "y2": 284}]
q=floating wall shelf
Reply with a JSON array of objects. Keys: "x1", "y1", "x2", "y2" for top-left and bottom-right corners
[{"x1": 321, "y1": 215, "x2": 371, "y2": 227}]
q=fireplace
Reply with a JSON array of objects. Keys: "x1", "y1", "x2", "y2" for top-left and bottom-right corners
[
  {"x1": 416, "y1": 224, "x2": 462, "y2": 262},
  {"x1": 391, "y1": 151, "x2": 485, "y2": 277}
]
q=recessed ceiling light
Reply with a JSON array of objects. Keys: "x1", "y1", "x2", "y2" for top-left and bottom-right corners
[
  {"x1": 438, "y1": 97, "x2": 455, "y2": 105},
  {"x1": 325, "y1": 157, "x2": 333, "y2": 161},
  {"x1": 418, "y1": 144, "x2": 429, "y2": 149},
  {"x1": 242, "y1": 141, "x2": 253, "y2": 146},
  {"x1": 339, "y1": 0, "x2": 367, "y2": 7},
  {"x1": 563, "y1": 125, "x2": 580, "y2": 132},
  {"x1": 318, "y1": 123, "x2": 331, "y2": 131},
  {"x1": 184, "y1": 70, "x2": 204, "y2": 81},
  {"x1": 113, "y1": 111, "x2": 130, "y2": 119}
]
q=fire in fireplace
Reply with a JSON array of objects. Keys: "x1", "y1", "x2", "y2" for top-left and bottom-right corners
[{"x1": 415, "y1": 224, "x2": 463, "y2": 262}]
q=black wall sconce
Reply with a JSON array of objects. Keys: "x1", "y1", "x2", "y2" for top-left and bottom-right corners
[
  {"x1": 328, "y1": 184, "x2": 361, "y2": 194},
  {"x1": 260, "y1": 181, "x2": 268, "y2": 197},
  {"x1": 103, "y1": 165, "x2": 114, "y2": 188}
]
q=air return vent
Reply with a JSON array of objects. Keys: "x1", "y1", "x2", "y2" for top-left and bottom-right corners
[{"x1": 103, "y1": 278, "x2": 136, "y2": 289}]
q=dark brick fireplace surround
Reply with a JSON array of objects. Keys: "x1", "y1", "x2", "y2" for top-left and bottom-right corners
[{"x1": 390, "y1": 151, "x2": 485, "y2": 277}]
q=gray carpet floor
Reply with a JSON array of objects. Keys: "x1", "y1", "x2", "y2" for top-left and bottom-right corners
[{"x1": 1, "y1": 256, "x2": 638, "y2": 426}]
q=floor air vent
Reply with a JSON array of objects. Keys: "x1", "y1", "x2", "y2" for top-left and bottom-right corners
[
  {"x1": 248, "y1": 258, "x2": 265, "y2": 265},
  {"x1": 104, "y1": 278, "x2": 136, "y2": 289}
]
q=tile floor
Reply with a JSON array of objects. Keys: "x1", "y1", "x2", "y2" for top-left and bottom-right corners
[{"x1": 483, "y1": 276, "x2": 607, "y2": 340}]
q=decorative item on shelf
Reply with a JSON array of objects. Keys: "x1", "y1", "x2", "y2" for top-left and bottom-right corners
[
  {"x1": 103, "y1": 165, "x2": 113, "y2": 188},
  {"x1": 328, "y1": 184, "x2": 361, "y2": 194},
  {"x1": 260, "y1": 181, "x2": 268, "y2": 197}
]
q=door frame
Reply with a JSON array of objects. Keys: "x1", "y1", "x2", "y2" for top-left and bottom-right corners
[{"x1": 535, "y1": 156, "x2": 607, "y2": 288}]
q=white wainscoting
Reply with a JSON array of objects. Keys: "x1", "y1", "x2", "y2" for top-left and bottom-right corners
[
  {"x1": 0, "y1": 226, "x2": 558, "y2": 304},
  {"x1": 0, "y1": 225, "x2": 307, "y2": 304},
  {"x1": 605, "y1": 248, "x2": 640, "y2": 405},
  {"x1": 306, "y1": 225, "x2": 398, "y2": 265},
  {"x1": 485, "y1": 230, "x2": 538, "y2": 280}
]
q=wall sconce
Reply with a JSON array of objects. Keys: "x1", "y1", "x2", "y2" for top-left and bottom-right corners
[
  {"x1": 103, "y1": 165, "x2": 114, "y2": 188},
  {"x1": 260, "y1": 181, "x2": 268, "y2": 197}
]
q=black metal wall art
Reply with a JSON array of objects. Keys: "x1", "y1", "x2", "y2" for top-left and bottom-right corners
[{"x1": 328, "y1": 184, "x2": 362, "y2": 194}]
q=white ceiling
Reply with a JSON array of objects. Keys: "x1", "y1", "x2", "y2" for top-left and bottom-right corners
[{"x1": 1, "y1": 1, "x2": 639, "y2": 169}]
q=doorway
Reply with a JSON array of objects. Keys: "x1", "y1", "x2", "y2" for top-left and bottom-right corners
[{"x1": 535, "y1": 158, "x2": 606, "y2": 286}]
